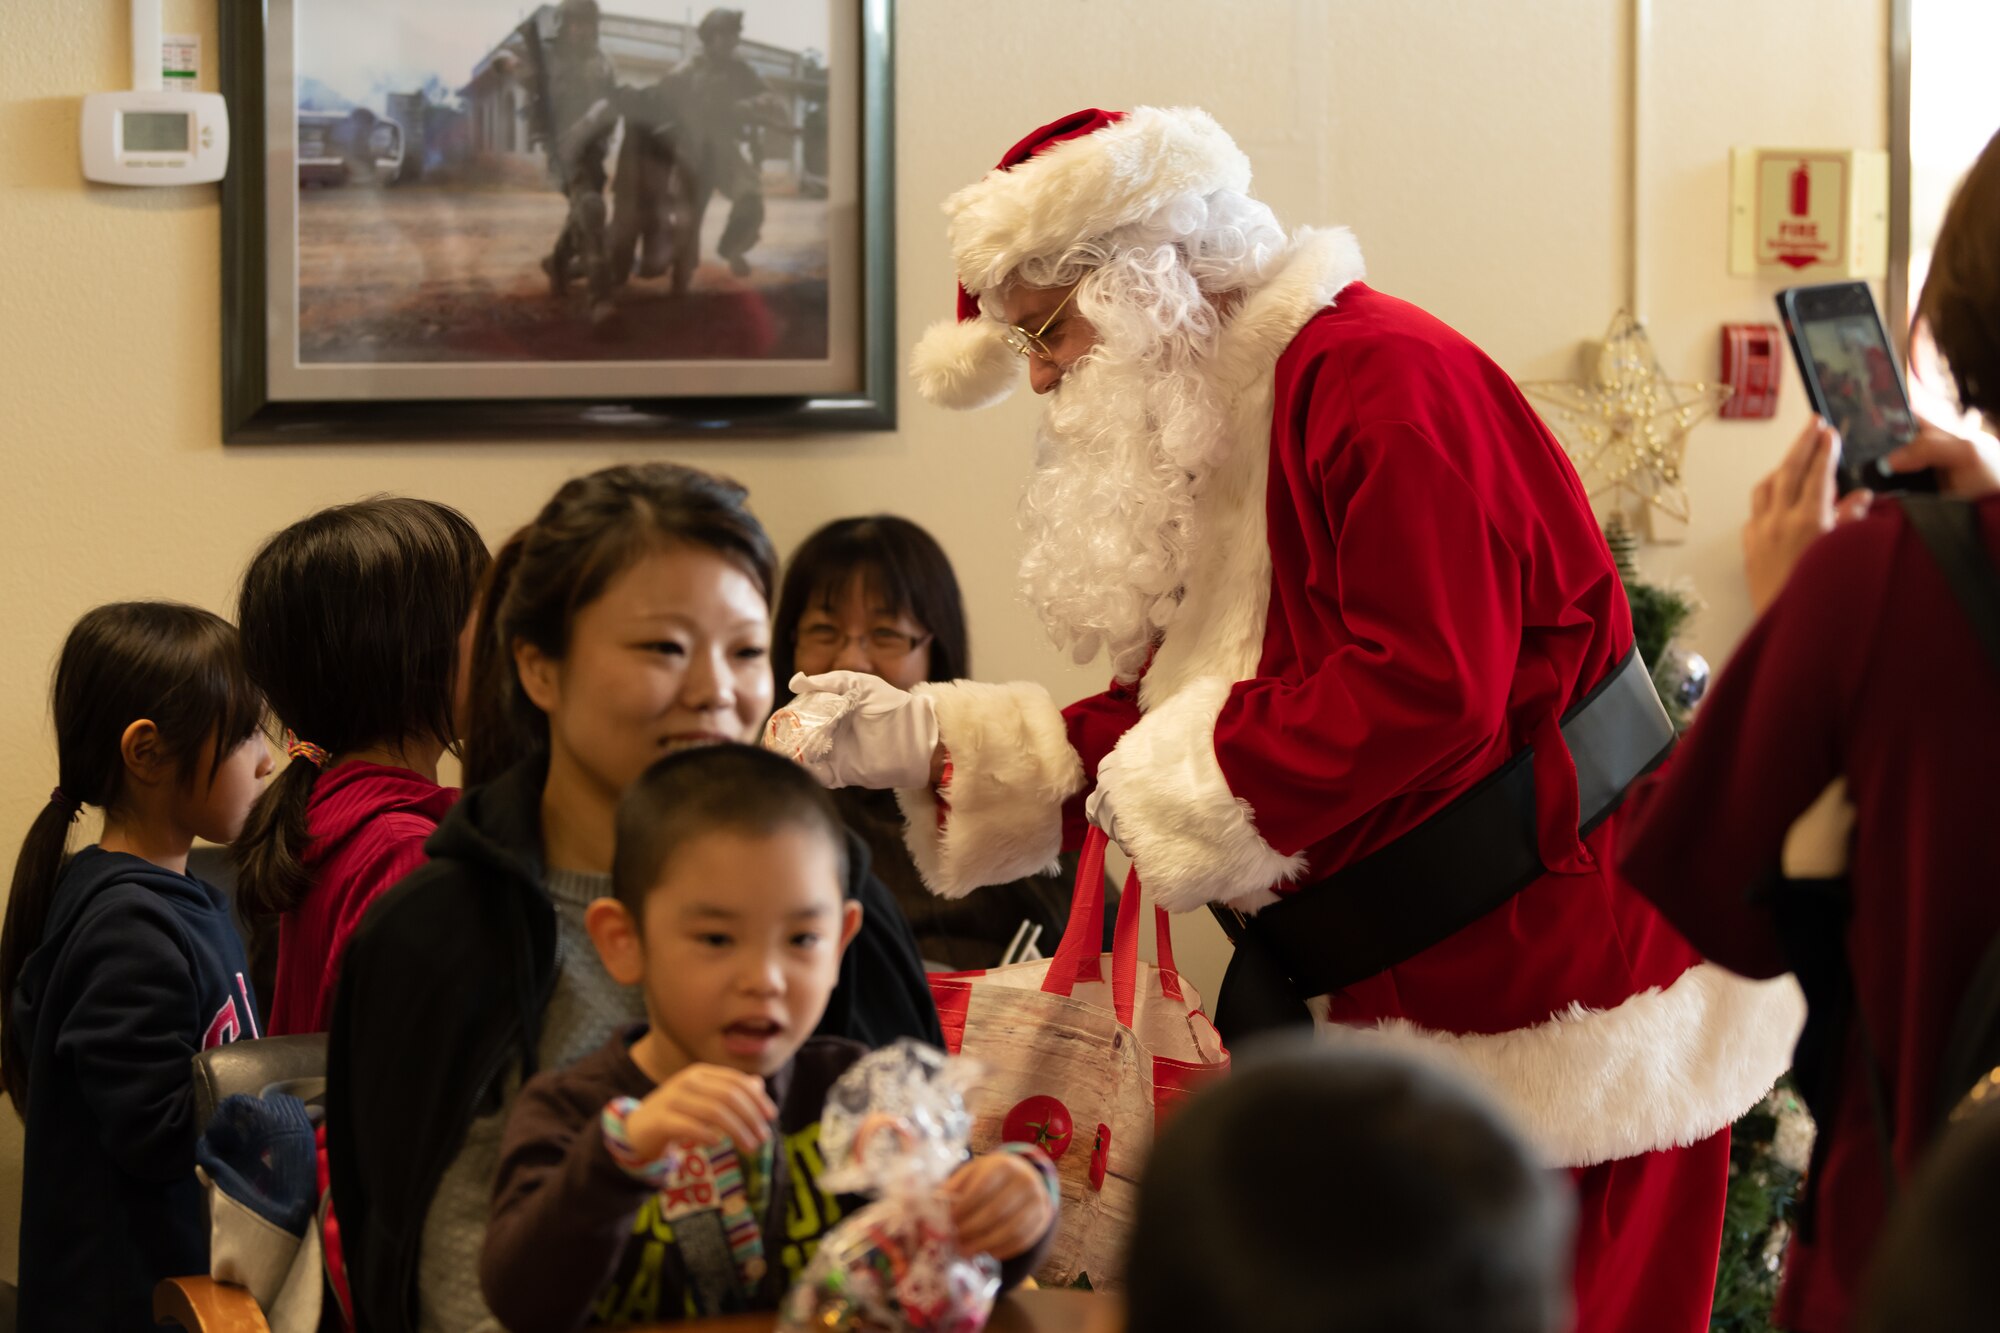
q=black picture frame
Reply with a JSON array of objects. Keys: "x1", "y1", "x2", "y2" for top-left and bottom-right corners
[{"x1": 219, "y1": 1, "x2": 895, "y2": 443}]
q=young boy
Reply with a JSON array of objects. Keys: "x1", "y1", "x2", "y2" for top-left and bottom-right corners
[
  {"x1": 480, "y1": 744, "x2": 1057, "y2": 1330},
  {"x1": 1121, "y1": 1040, "x2": 1575, "y2": 1333}
]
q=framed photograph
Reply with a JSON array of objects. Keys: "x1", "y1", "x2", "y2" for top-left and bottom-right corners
[{"x1": 220, "y1": 0, "x2": 894, "y2": 442}]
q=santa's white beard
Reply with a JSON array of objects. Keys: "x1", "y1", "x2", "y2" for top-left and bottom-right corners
[{"x1": 1016, "y1": 336, "x2": 1234, "y2": 681}]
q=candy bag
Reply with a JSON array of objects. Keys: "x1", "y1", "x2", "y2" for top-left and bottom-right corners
[{"x1": 779, "y1": 1041, "x2": 1001, "y2": 1333}]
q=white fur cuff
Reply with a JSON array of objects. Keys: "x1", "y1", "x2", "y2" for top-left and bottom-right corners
[
  {"x1": 1314, "y1": 964, "x2": 1807, "y2": 1168},
  {"x1": 910, "y1": 317, "x2": 1020, "y2": 411},
  {"x1": 1095, "y1": 676, "x2": 1306, "y2": 912},
  {"x1": 894, "y1": 681, "x2": 1085, "y2": 898}
]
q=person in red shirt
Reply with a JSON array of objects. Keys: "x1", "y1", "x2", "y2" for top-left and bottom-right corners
[
  {"x1": 1620, "y1": 128, "x2": 2000, "y2": 1333},
  {"x1": 776, "y1": 107, "x2": 1804, "y2": 1332},
  {"x1": 233, "y1": 497, "x2": 489, "y2": 1035}
]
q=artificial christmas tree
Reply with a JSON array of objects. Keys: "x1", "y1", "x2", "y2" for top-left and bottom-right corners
[{"x1": 1604, "y1": 515, "x2": 1707, "y2": 730}]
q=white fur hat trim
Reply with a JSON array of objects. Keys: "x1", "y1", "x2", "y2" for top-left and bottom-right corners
[{"x1": 944, "y1": 106, "x2": 1252, "y2": 297}]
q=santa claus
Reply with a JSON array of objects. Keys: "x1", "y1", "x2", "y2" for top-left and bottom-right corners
[{"x1": 780, "y1": 107, "x2": 1803, "y2": 1332}]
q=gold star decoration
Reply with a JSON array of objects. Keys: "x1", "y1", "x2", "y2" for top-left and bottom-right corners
[{"x1": 1520, "y1": 311, "x2": 1731, "y2": 525}]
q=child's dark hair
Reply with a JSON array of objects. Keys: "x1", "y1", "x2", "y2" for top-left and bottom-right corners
[
  {"x1": 1, "y1": 602, "x2": 263, "y2": 1114},
  {"x1": 463, "y1": 463, "x2": 777, "y2": 787},
  {"x1": 1124, "y1": 1040, "x2": 1574, "y2": 1333},
  {"x1": 233, "y1": 497, "x2": 490, "y2": 919},
  {"x1": 771, "y1": 516, "x2": 968, "y2": 706},
  {"x1": 612, "y1": 745, "x2": 849, "y2": 915}
]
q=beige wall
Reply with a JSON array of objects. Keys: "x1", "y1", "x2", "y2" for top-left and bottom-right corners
[{"x1": 0, "y1": 0, "x2": 1886, "y2": 1279}]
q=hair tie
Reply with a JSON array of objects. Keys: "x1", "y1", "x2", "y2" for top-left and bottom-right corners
[
  {"x1": 49, "y1": 787, "x2": 81, "y2": 821},
  {"x1": 284, "y1": 733, "x2": 331, "y2": 769}
]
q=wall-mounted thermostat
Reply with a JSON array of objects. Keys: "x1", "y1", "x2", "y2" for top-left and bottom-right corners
[
  {"x1": 79, "y1": 1, "x2": 228, "y2": 186},
  {"x1": 82, "y1": 91, "x2": 228, "y2": 185}
]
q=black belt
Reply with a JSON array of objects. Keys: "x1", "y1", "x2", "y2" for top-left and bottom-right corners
[{"x1": 1211, "y1": 647, "x2": 1676, "y2": 1044}]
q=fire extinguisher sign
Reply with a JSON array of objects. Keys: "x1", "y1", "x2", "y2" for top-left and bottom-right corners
[{"x1": 1756, "y1": 152, "x2": 1847, "y2": 272}]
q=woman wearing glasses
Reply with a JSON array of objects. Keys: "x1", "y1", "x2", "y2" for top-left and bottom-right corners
[{"x1": 772, "y1": 516, "x2": 1080, "y2": 969}]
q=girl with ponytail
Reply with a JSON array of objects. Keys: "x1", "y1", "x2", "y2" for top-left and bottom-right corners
[
  {"x1": 3, "y1": 601, "x2": 272, "y2": 1332},
  {"x1": 233, "y1": 497, "x2": 489, "y2": 1034}
]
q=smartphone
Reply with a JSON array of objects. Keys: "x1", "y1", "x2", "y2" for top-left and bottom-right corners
[{"x1": 1776, "y1": 282, "x2": 1934, "y2": 494}]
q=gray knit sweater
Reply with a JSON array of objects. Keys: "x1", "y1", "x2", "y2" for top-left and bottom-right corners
[{"x1": 415, "y1": 866, "x2": 644, "y2": 1333}]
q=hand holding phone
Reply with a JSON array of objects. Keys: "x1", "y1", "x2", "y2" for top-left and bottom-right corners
[
  {"x1": 1776, "y1": 282, "x2": 1935, "y2": 495},
  {"x1": 1743, "y1": 417, "x2": 1876, "y2": 613},
  {"x1": 1884, "y1": 420, "x2": 2000, "y2": 499}
]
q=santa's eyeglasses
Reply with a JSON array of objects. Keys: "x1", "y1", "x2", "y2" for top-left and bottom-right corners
[{"x1": 999, "y1": 279, "x2": 1083, "y2": 362}]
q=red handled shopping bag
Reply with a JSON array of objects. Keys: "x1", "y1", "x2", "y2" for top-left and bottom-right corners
[{"x1": 927, "y1": 829, "x2": 1229, "y2": 1289}]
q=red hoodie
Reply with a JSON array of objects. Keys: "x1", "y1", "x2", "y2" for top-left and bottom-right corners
[{"x1": 267, "y1": 762, "x2": 458, "y2": 1036}]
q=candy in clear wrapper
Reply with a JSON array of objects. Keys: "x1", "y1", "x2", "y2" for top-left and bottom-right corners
[
  {"x1": 779, "y1": 1042, "x2": 1001, "y2": 1333},
  {"x1": 782, "y1": 1199, "x2": 999, "y2": 1333},
  {"x1": 819, "y1": 1040, "x2": 979, "y2": 1196},
  {"x1": 763, "y1": 682, "x2": 860, "y2": 769}
]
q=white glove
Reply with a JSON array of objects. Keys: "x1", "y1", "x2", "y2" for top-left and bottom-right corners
[
  {"x1": 1084, "y1": 785, "x2": 1129, "y2": 856},
  {"x1": 764, "y1": 671, "x2": 939, "y2": 790}
]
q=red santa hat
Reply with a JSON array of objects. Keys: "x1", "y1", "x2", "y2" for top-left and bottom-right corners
[{"x1": 909, "y1": 106, "x2": 1254, "y2": 410}]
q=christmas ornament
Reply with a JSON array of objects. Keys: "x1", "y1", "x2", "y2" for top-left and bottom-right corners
[
  {"x1": 1657, "y1": 646, "x2": 1711, "y2": 711},
  {"x1": 1523, "y1": 312, "x2": 1732, "y2": 524}
]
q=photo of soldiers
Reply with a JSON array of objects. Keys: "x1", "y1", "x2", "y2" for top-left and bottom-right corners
[
  {"x1": 675, "y1": 7, "x2": 789, "y2": 277},
  {"x1": 523, "y1": 0, "x2": 621, "y2": 322},
  {"x1": 289, "y1": 1, "x2": 834, "y2": 367}
]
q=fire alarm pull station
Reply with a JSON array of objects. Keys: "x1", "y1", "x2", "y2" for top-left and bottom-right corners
[
  {"x1": 1719, "y1": 324, "x2": 1782, "y2": 420},
  {"x1": 81, "y1": 1, "x2": 228, "y2": 186}
]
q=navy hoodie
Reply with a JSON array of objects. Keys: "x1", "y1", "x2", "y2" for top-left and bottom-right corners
[{"x1": 12, "y1": 846, "x2": 259, "y2": 1333}]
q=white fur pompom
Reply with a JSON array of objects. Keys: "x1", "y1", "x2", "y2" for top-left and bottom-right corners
[{"x1": 909, "y1": 317, "x2": 1019, "y2": 410}]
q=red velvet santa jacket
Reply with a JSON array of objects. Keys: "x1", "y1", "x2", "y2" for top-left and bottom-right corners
[{"x1": 894, "y1": 230, "x2": 1802, "y2": 1169}]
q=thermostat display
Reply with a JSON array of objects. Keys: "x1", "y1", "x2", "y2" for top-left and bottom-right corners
[
  {"x1": 123, "y1": 110, "x2": 189, "y2": 153},
  {"x1": 81, "y1": 90, "x2": 228, "y2": 186}
]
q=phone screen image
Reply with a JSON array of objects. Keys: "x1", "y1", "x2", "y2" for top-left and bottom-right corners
[{"x1": 1797, "y1": 313, "x2": 1918, "y2": 467}]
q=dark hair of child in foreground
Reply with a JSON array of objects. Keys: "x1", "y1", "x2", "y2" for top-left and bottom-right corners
[{"x1": 1123, "y1": 1040, "x2": 1574, "y2": 1333}]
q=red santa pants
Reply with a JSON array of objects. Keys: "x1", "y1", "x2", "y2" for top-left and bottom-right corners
[{"x1": 1568, "y1": 1129, "x2": 1730, "y2": 1333}]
